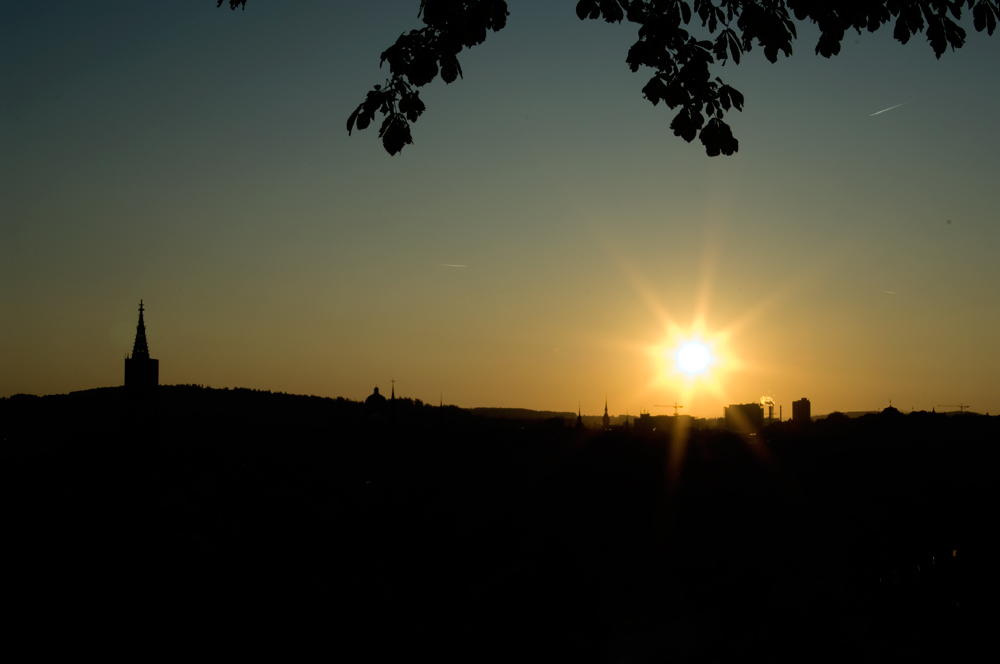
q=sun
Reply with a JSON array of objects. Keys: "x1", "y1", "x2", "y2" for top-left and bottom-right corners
[
  {"x1": 613, "y1": 233, "x2": 794, "y2": 417},
  {"x1": 677, "y1": 342, "x2": 712, "y2": 374},
  {"x1": 646, "y1": 323, "x2": 734, "y2": 409},
  {"x1": 655, "y1": 329, "x2": 728, "y2": 387}
]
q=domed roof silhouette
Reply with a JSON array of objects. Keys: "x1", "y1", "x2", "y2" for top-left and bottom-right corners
[{"x1": 365, "y1": 387, "x2": 387, "y2": 408}]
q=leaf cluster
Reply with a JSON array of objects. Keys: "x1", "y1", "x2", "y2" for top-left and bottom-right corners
[
  {"x1": 346, "y1": 1, "x2": 510, "y2": 155},
  {"x1": 222, "y1": 1, "x2": 998, "y2": 157},
  {"x1": 573, "y1": 0, "x2": 997, "y2": 156}
]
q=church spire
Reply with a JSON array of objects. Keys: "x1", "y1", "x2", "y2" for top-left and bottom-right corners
[
  {"x1": 123, "y1": 299, "x2": 159, "y2": 438},
  {"x1": 131, "y1": 300, "x2": 150, "y2": 360}
]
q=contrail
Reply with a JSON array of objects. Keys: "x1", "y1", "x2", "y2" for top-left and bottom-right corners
[
  {"x1": 870, "y1": 103, "x2": 906, "y2": 116},
  {"x1": 881, "y1": 290, "x2": 897, "y2": 295},
  {"x1": 437, "y1": 264, "x2": 467, "y2": 268}
]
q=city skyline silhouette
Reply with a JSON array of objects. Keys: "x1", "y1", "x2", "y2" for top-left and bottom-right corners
[
  {"x1": 5, "y1": 330, "x2": 998, "y2": 660},
  {"x1": 3, "y1": 6, "x2": 1000, "y2": 658},
  {"x1": 6, "y1": 298, "x2": 989, "y2": 421}
]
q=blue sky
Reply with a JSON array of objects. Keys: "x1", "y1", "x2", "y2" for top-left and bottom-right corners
[{"x1": 3, "y1": 1, "x2": 999, "y2": 416}]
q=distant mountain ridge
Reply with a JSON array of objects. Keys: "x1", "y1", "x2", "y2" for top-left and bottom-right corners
[
  {"x1": 1, "y1": 386, "x2": 583, "y2": 438},
  {"x1": 4, "y1": 387, "x2": 985, "y2": 426},
  {"x1": 815, "y1": 409, "x2": 985, "y2": 419},
  {"x1": 468, "y1": 407, "x2": 575, "y2": 420}
]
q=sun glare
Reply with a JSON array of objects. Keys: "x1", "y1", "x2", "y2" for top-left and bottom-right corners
[
  {"x1": 616, "y1": 239, "x2": 780, "y2": 417},
  {"x1": 645, "y1": 323, "x2": 735, "y2": 413},
  {"x1": 677, "y1": 342, "x2": 712, "y2": 374}
]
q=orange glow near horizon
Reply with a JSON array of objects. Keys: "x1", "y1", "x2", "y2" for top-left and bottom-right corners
[
  {"x1": 618, "y1": 244, "x2": 748, "y2": 418},
  {"x1": 610, "y1": 223, "x2": 822, "y2": 419}
]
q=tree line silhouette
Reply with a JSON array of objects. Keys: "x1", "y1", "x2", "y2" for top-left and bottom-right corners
[{"x1": 4, "y1": 386, "x2": 998, "y2": 660}]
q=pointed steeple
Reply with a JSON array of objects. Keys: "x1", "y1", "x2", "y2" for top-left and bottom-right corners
[
  {"x1": 391, "y1": 379, "x2": 395, "y2": 401},
  {"x1": 131, "y1": 300, "x2": 150, "y2": 360},
  {"x1": 604, "y1": 396, "x2": 608, "y2": 416},
  {"x1": 123, "y1": 299, "x2": 159, "y2": 436}
]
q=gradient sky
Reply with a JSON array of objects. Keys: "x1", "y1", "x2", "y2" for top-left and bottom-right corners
[{"x1": 3, "y1": 1, "x2": 999, "y2": 417}]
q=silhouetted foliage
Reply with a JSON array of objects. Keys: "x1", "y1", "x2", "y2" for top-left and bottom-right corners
[{"x1": 222, "y1": 1, "x2": 998, "y2": 156}]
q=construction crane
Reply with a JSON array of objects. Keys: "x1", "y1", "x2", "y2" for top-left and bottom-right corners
[
  {"x1": 653, "y1": 402, "x2": 684, "y2": 415},
  {"x1": 937, "y1": 404, "x2": 970, "y2": 414}
]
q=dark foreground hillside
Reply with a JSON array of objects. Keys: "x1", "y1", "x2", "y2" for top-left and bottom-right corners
[{"x1": 4, "y1": 388, "x2": 998, "y2": 662}]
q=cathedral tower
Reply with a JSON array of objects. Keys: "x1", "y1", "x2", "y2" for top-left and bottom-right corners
[{"x1": 124, "y1": 300, "x2": 159, "y2": 436}]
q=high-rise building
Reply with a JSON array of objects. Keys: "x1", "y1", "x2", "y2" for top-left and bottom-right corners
[
  {"x1": 792, "y1": 398, "x2": 811, "y2": 423},
  {"x1": 724, "y1": 403, "x2": 764, "y2": 432}
]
